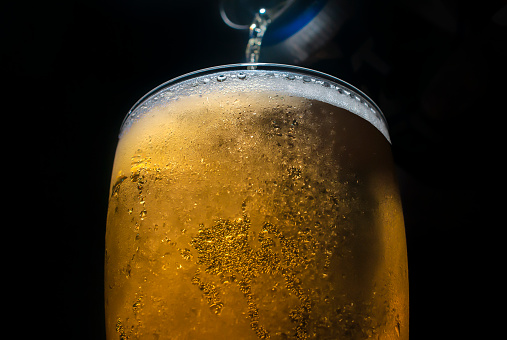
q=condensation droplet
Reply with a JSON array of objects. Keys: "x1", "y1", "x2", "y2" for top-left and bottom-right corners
[
  {"x1": 210, "y1": 302, "x2": 224, "y2": 315},
  {"x1": 395, "y1": 322, "x2": 401, "y2": 337}
]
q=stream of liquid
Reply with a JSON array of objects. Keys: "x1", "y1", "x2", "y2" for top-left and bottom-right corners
[{"x1": 245, "y1": 9, "x2": 271, "y2": 69}]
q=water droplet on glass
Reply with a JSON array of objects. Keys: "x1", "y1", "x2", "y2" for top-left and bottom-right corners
[
  {"x1": 210, "y1": 302, "x2": 223, "y2": 315},
  {"x1": 351, "y1": 93, "x2": 360, "y2": 101}
]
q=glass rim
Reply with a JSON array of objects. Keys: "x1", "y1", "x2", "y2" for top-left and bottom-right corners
[{"x1": 122, "y1": 63, "x2": 390, "y2": 142}]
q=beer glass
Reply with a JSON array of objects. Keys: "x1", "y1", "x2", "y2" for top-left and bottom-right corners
[{"x1": 105, "y1": 63, "x2": 408, "y2": 339}]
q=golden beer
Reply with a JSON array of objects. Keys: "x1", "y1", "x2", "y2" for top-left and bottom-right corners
[{"x1": 105, "y1": 65, "x2": 408, "y2": 339}]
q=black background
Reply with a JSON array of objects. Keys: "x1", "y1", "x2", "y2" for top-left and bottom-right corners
[{"x1": 3, "y1": 0, "x2": 505, "y2": 339}]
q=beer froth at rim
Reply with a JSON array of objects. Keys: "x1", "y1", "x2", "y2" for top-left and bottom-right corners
[{"x1": 121, "y1": 63, "x2": 390, "y2": 143}]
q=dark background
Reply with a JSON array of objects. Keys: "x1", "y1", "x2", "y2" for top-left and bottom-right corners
[{"x1": 3, "y1": 0, "x2": 505, "y2": 339}]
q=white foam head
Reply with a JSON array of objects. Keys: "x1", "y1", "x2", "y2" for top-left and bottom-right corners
[{"x1": 122, "y1": 65, "x2": 390, "y2": 143}]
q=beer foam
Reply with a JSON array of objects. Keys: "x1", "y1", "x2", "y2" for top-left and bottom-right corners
[{"x1": 122, "y1": 69, "x2": 390, "y2": 142}]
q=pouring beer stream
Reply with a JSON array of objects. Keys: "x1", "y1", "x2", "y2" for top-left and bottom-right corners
[{"x1": 246, "y1": 8, "x2": 271, "y2": 68}]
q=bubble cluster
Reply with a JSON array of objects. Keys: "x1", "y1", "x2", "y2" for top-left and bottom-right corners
[{"x1": 190, "y1": 215, "x2": 322, "y2": 339}]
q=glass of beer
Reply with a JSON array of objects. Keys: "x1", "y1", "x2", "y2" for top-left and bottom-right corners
[{"x1": 105, "y1": 63, "x2": 408, "y2": 339}]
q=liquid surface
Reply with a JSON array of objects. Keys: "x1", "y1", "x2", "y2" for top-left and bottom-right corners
[{"x1": 106, "y1": 86, "x2": 408, "y2": 339}]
